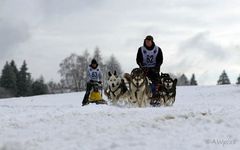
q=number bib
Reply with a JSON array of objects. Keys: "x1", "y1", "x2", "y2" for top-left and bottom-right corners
[{"x1": 141, "y1": 46, "x2": 159, "y2": 67}]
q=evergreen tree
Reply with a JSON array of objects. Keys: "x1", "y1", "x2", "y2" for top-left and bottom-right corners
[
  {"x1": 32, "y1": 76, "x2": 48, "y2": 95},
  {"x1": 177, "y1": 74, "x2": 189, "y2": 86},
  {"x1": 10, "y1": 60, "x2": 19, "y2": 95},
  {"x1": 0, "y1": 61, "x2": 17, "y2": 96},
  {"x1": 217, "y1": 70, "x2": 231, "y2": 85},
  {"x1": 10, "y1": 60, "x2": 19, "y2": 76},
  {"x1": 190, "y1": 74, "x2": 198, "y2": 85},
  {"x1": 236, "y1": 74, "x2": 240, "y2": 84},
  {"x1": 18, "y1": 60, "x2": 32, "y2": 96}
]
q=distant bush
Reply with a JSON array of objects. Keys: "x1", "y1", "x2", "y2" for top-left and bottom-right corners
[{"x1": 0, "y1": 87, "x2": 14, "y2": 98}]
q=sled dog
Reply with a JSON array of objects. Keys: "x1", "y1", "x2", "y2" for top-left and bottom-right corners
[
  {"x1": 104, "y1": 71, "x2": 130, "y2": 105},
  {"x1": 124, "y1": 68, "x2": 151, "y2": 107},
  {"x1": 161, "y1": 76, "x2": 177, "y2": 106},
  {"x1": 160, "y1": 72, "x2": 170, "y2": 84}
]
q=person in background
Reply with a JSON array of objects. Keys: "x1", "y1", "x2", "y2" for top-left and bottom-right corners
[{"x1": 82, "y1": 59, "x2": 102, "y2": 106}]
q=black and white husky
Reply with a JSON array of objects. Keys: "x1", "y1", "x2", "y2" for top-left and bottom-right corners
[
  {"x1": 150, "y1": 73, "x2": 177, "y2": 107},
  {"x1": 124, "y1": 68, "x2": 151, "y2": 107},
  {"x1": 161, "y1": 75, "x2": 177, "y2": 106},
  {"x1": 104, "y1": 71, "x2": 130, "y2": 105}
]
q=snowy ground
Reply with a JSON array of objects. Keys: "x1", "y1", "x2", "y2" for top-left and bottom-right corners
[{"x1": 0, "y1": 85, "x2": 240, "y2": 150}]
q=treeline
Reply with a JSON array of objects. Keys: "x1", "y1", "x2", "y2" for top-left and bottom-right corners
[
  {"x1": 0, "y1": 47, "x2": 123, "y2": 98},
  {"x1": 176, "y1": 70, "x2": 240, "y2": 86},
  {"x1": 56, "y1": 47, "x2": 122, "y2": 92},
  {"x1": 0, "y1": 60, "x2": 48, "y2": 98},
  {"x1": 1, "y1": 47, "x2": 239, "y2": 98}
]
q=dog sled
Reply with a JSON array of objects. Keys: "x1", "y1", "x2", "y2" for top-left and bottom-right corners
[{"x1": 85, "y1": 82, "x2": 107, "y2": 105}]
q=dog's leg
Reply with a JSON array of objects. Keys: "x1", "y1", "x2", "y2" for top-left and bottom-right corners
[
  {"x1": 160, "y1": 96, "x2": 165, "y2": 106},
  {"x1": 104, "y1": 88, "x2": 111, "y2": 99},
  {"x1": 143, "y1": 98, "x2": 147, "y2": 107}
]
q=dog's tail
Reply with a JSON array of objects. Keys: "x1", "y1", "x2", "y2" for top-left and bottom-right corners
[{"x1": 123, "y1": 73, "x2": 131, "y2": 83}]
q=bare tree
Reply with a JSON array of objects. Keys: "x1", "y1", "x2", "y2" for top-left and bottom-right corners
[
  {"x1": 59, "y1": 53, "x2": 82, "y2": 91},
  {"x1": 105, "y1": 54, "x2": 123, "y2": 75},
  {"x1": 93, "y1": 47, "x2": 104, "y2": 68}
]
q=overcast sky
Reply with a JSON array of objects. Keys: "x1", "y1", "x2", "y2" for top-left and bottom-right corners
[{"x1": 1, "y1": 0, "x2": 240, "y2": 85}]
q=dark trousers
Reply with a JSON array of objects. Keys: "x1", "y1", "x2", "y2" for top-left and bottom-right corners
[
  {"x1": 146, "y1": 68, "x2": 160, "y2": 84},
  {"x1": 145, "y1": 68, "x2": 160, "y2": 96},
  {"x1": 82, "y1": 82, "x2": 94, "y2": 105}
]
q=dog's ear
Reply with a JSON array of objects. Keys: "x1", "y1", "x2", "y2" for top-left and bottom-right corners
[
  {"x1": 108, "y1": 71, "x2": 112, "y2": 77},
  {"x1": 173, "y1": 79, "x2": 178, "y2": 86},
  {"x1": 114, "y1": 70, "x2": 117, "y2": 76}
]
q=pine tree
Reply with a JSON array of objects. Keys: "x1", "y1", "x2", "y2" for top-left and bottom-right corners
[
  {"x1": 10, "y1": 60, "x2": 19, "y2": 76},
  {"x1": 18, "y1": 60, "x2": 32, "y2": 96},
  {"x1": 177, "y1": 74, "x2": 189, "y2": 86},
  {"x1": 236, "y1": 74, "x2": 240, "y2": 84},
  {"x1": 0, "y1": 61, "x2": 17, "y2": 96},
  {"x1": 190, "y1": 74, "x2": 198, "y2": 85},
  {"x1": 217, "y1": 70, "x2": 231, "y2": 85},
  {"x1": 10, "y1": 60, "x2": 19, "y2": 95},
  {"x1": 32, "y1": 76, "x2": 48, "y2": 95}
]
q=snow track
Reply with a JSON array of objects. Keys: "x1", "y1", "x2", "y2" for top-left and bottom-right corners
[{"x1": 0, "y1": 85, "x2": 240, "y2": 150}]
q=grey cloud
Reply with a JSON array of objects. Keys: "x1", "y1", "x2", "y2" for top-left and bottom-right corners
[
  {"x1": 0, "y1": 19, "x2": 30, "y2": 58},
  {"x1": 179, "y1": 32, "x2": 228, "y2": 60},
  {"x1": 40, "y1": 0, "x2": 102, "y2": 17},
  {"x1": 164, "y1": 32, "x2": 229, "y2": 74}
]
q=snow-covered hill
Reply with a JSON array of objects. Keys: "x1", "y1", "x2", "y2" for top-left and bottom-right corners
[{"x1": 0, "y1": 85, "x2": 240, "y2": 150}]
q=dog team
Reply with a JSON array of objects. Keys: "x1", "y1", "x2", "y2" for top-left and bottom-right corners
[{"x1": 82, "y1": 35, "x2": 177, "y2": 107}]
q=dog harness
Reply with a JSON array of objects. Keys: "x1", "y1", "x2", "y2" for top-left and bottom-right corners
[
  {"x1": 109, "y1": 81, "x2": 128, "y2": 100},
  {"x1": 141, "y1": 46, "x2": 159, "y2": 67}
]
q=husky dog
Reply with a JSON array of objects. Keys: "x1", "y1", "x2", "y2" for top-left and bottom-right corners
[
  {"x1": 150, "y1": 73, "x2": 177, "y2": 107},
  {"x1": 104, "y1": 71, "x2": 130, "y2": 105},
  {"x1": 124, "y1": 68, "x2": 151, "y2": 107},
  {"x1": 161, "y1": 76, "x2": 177, "y2": 106},
  {"x1": 160, "y1": 72, "x2": 170, "y2": 84},
  {"x1": 150, "y1": 83, "x2": 165, "y2": 107}
]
